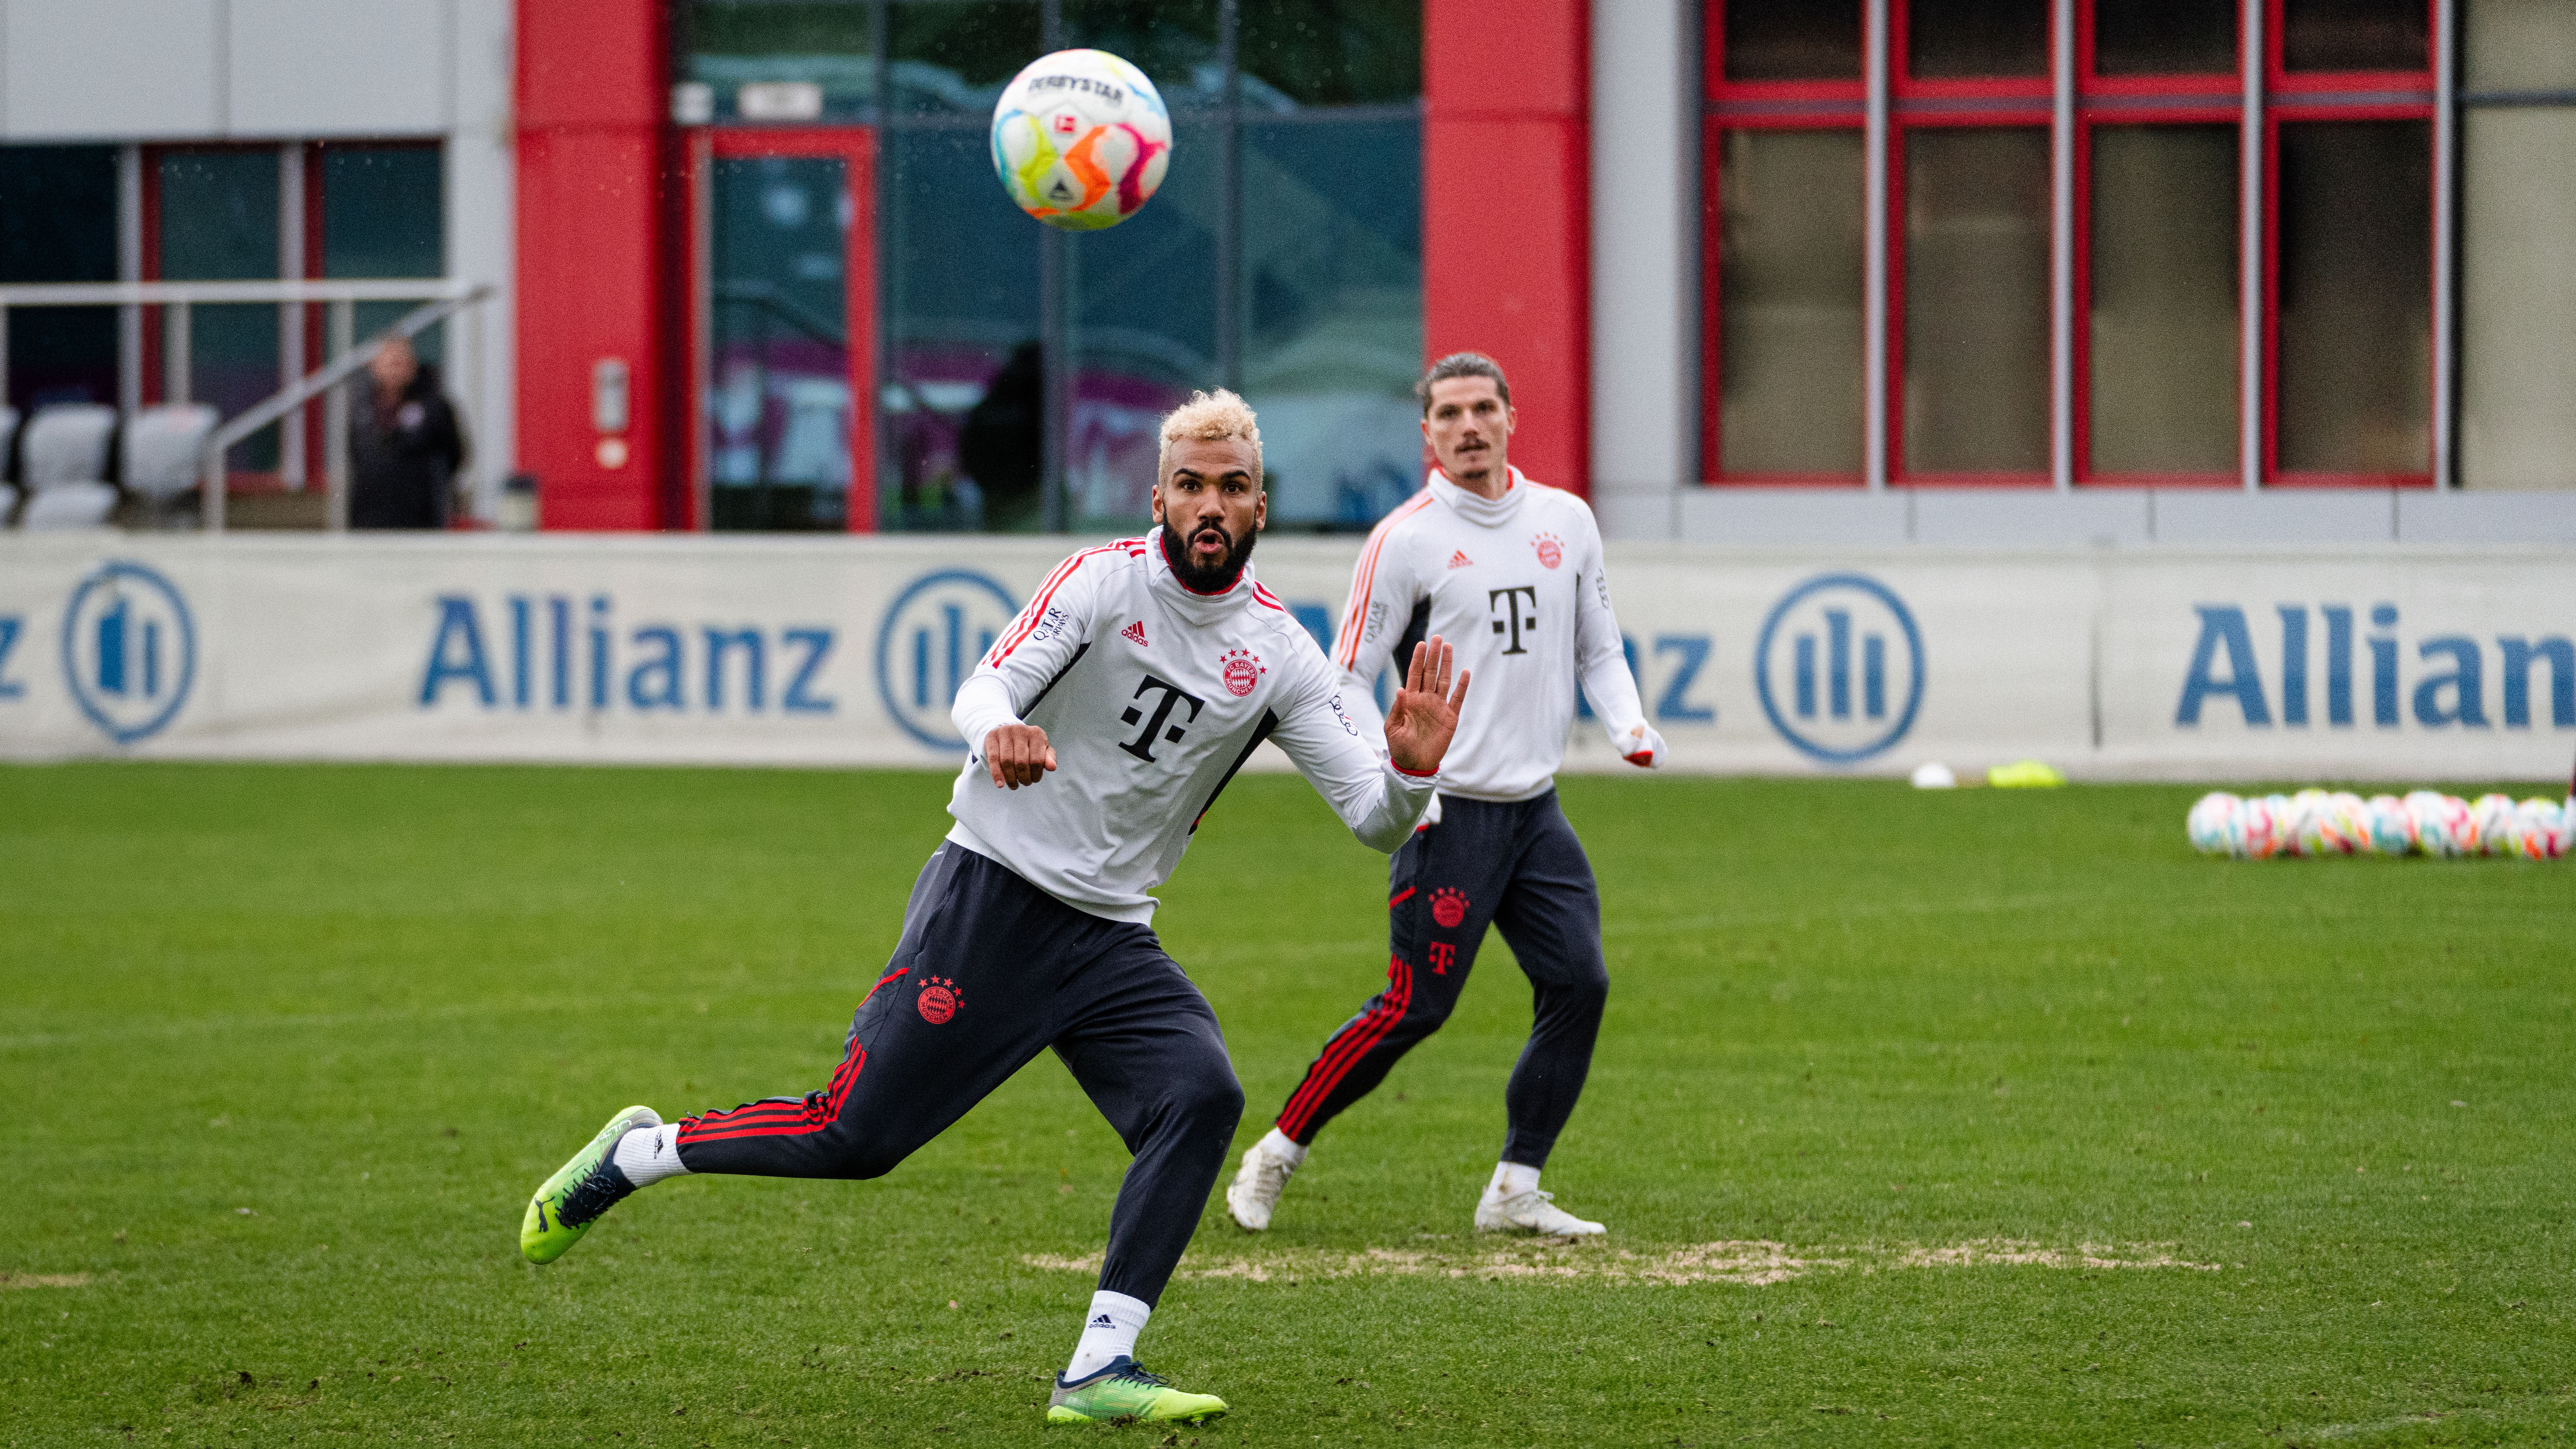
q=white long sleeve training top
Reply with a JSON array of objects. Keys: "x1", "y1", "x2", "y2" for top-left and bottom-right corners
[
  {"x1": 1330, "y1": 468, "x2": 1656, "y2": 802},
  {"x1": 947, "y1": 534, "x2": 1439, "y2": 924}
]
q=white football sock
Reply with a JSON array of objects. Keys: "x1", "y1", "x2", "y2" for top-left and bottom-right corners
[
  {"x1": 1065, "y1": 1290, "x2": 1151, "y2": 1381},
  {"x1": 1258, "y1": 1127, "x2": 1308, "y2": 1166},
  {"x1": 1489, "y1": 1161, "x2": 1540, "y2": 1200},
  {"x1": 611, "y1": 1121, "x2": 691, "y2": 1188}
]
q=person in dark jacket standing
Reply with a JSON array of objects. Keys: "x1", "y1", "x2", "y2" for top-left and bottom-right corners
[{"x1": 349, "y1": 337, "x2": 468, "y2": 529}]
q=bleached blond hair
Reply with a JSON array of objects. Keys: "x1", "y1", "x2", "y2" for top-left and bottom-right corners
[{"x1": 1156, "y1": 389, "x2": 1263, "y2": 481}]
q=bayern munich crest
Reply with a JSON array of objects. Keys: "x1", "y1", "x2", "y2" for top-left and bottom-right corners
[
  {"x1": 1219, "y1": 647, "x2": 1264, "y2": 698},
  {"x1": 1429, "y1": 887, "x2": 1469, "y2": 929},
  {"x1": 1531, "y1": 533, "x2": 1564, "y2": 570},
  {"x1": 917, "y1": 976, "x2": 962, "y2": 1025}
]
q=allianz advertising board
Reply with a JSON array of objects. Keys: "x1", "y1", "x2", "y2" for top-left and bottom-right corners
[{"x1": 0, "y1": 534, "x2": 2570, "y2": 781}]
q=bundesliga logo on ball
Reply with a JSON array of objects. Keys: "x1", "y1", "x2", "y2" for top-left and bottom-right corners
[{"x1": 991, "y1": 49, "x2": 1172, "y2": 231}]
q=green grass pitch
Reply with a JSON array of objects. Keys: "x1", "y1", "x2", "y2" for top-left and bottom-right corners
[{"x1": 3, "y1": 762, "x2": 2570, "y2": 1446}]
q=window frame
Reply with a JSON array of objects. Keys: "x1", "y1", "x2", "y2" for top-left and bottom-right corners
[{"x1": 1699, "y1": 0, "x2": 2447, "y2": 490}]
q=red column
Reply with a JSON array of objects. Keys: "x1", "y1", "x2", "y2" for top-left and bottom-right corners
[
  {"x1": 515, "y1": 0, "x2": 672, "y2": 530},
  {"x1": 1423, "y1": 0, "x2": 1590, "y2": 497}
]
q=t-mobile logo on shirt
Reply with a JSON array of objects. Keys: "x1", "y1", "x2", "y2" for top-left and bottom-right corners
[
  {"x1": 1488, "y1": 586, "x2": 1539, "y2": 656},
  {"x1": 1119, "y1": 675, "x2": 1205, "y2": 762}
]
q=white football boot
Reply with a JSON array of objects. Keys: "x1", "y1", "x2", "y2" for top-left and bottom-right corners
[
  {"x1": 1224, "y1": 1139, "x2": 1299, "y2": 1231},
  {"x1": 1474, "y1": 1185, "x2": 1606, "y2": 1238}
]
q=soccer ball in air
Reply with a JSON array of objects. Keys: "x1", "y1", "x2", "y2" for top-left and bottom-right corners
[{"x1": 991, "y1": 49, "x2": 1171, "y2": 231}]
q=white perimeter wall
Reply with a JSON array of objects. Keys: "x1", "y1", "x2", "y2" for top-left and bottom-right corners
[
  {"x1": 5, "y1": 534, "x2": 2572, "y2": 786},
  {"x1": 0, "y1": 0, "x2": 515, "y2": 507},
  {"x1": 1589, "y1": 0, "x2": 1699, "y2": 539}
]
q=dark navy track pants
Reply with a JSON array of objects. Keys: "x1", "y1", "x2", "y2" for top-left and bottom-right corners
[
  {"x1": 674, "y1": 842, "x2": 1244, "y2": 1308},
  {"x1": 1273, "y1": 790, "x2": 1608, "y2": 1169}
]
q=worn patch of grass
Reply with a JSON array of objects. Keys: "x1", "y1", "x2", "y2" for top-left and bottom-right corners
[{"x1": 2, "y1": 763, "x2": 2570, "y2": 1446}]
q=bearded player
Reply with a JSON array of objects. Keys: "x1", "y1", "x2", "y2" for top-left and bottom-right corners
[
  {"x1": 1226, "y1": 352, "x2": 1663, "y2": 1240},
  {"x1": 516, "y1": 390, "x2": 1467, "y2": 1427}
]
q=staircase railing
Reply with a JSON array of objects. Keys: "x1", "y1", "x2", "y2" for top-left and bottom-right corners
[{"x1": 0, "y1": 278, "x2": 491, "y2": 531}]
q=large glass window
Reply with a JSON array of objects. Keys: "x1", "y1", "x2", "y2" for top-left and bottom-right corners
[
  {"x1": 1241, "y1": 0, "x2": 1422, "y2": 103},
  {"x1": 2087, "y1": 125, "x2": 2237, "y2": 475},
  {"x1": 2092, "y1": 0, "x2": 2234, "y2": 75},
  {"x1": 2275, "y1": 120, "x2": 2430, "y2": 476},
  {"x1": 2282, "y1": 0, "x2": 2428, "y2": 72},
  {"x1": 683, "y1": 0, "x2": 878, "y2": 123},
  {"x1": 1901, "y1": 127, "x2": 2050, "y2": 473},
  {"x1": 1907, "y1": 0, "x2": 2049, "y2": 80},
  {"x1": 320, "y1": 144, "x2": 446, "y2": 366},
  {"x1": 159, "y1": 149, "x2": 284, "y2": 474},
  {"x1": 1722, "y1": 0, "x2": 1862, "y2": 82},
  {"x1": 0, "y1": 146, "x2": 119, "y2": 413},
  {"x1": 1714, "y1": 128, "x2": 1863, "y2": 475},
  {"x1": 1704, "y1": 0, "x2": 2444, "y2": 489},
  {"x1": 2460, "y1": 0, "x2": 2576, "y2": 491},
  {"x1": 690, "y1": 0, "x2": 1421, "y2": 532},
  {"x1": 1059, "y1": 1, "x2": 1222, "y2": 531},
  {"x1": 1241, "y1": 113, "x2": 1423, "y2": 525},
  {"x1": 710, "y1": 155, "x2": 855, "y2": 530}
]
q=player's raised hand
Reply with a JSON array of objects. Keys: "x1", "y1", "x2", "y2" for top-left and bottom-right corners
[
  {"x1": 1383, "y1": 636, "x2": 1469, "y2": 777},
  {"x1": 983, "y1": 723, "x2": 1057, "y2": 789}
]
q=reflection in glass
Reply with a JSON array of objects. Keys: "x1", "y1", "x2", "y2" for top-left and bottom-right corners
[
  {"x1": 1068, "y1": 0, "x2": 1221, "y2": 109},
  {"x1": 1067, "y1": 118, "x2": 1219, "y2": 528},
  {"x1": 2089, "y1": 126, "x2": 2237, "y2": 474},
  {"x1": 2462, "y1": 106, "x2": 2576, "y2": 490},
  {"x1": 1722, "y1": 0, "x2": 1862, "y2": 82},
  {"x1": 0, "y1": 145, "x2": 118, "y2": 411},
  {"x1": 2466, "y1": 0, "x2": 2576, "y2": 91},
  {"x1": 1057, "y1": 1, "x2": 1221, "y2": 528},
  {"x1": 1717, "y1": 128, "x2": 1863, "y2": 475},
  {"x1": 2277, "y1": 121, "x2": 2430, "y2": 474},
  {"x1": 682, "y1": 1, "x2": 875, "y2": 122},
  {"x1": 882, "y1": 126, "x2": 1040, "y2": 531},
  {"x1": 1907, "y1": 0, "x2": 2047, "y2": 79},
  {"x1": 2093, "y1": 0, "x2": 2235, "y2": 76},
  {"x1": 160, "y1": 149, "x2": 284, "y2": 472},
  {"x1": 1902, "y1": 127, "x2": 2048, "y2": 472},
  {"x1": 1241, "y1": 0, "x2": 1420, "y2": 104},
  {"x1": 2283, "y1": 0, "x2": 2428, "y2": 71},
  {"x1": 1241, "y1": 114, "x2": 1423, "y2": 526},
  {"x1": 886, "y1": 0, "x2": 1040, "y2": 113},
  {"x1": 710, "y1": 156, "x2": 851, "y2": 530},
  {"x1": 321, "y1": 145, "x2": 446, "y2": 365}
]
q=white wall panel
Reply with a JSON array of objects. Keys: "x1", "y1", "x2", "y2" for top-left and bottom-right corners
[
  {"x1": 445, "y1": 0, "x2": 512, "y2": 514},
  {"x1": 1590, "y1": 0, "x2": 1699, "y2": 529},
  {"x1": 1, "y1": 0, "x2": 223, "y2": 139},
  {"x1": 229, "y1": 0, "x2": 452, "y2": 136}
]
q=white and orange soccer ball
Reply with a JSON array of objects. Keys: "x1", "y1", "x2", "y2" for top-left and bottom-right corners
[
  {"x1": 2186, "y1": 792, "x2": 2240, "y2": 855},
  {"x1": 990, "y1": 49, "x2": 1171, "y2": 231}
]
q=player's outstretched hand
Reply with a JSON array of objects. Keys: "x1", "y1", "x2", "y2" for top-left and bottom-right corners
[
  {"x1": 1621, "y1": 723, "x2": 1669, "y2": 769},
  {"x1": 983, "y1": 723, "x2": 1058, "y2": 789},
  {"x1": 1384, "y1": 636, "x2": 1469, "y2": 777}
]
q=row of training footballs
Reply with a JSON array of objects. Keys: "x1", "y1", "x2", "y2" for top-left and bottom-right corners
[{"x1": 2187, "y1": 788, "x2": 2570, "y2": 860}]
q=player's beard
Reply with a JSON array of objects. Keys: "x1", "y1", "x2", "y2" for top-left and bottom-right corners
[{"x1": 1159, "y1": 516, "x2": 1258, "y2": 594}]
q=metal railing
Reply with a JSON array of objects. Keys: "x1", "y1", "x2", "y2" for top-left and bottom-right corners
[{"x1": 0, "y1": 278, "x2": 490, "y2": 531}]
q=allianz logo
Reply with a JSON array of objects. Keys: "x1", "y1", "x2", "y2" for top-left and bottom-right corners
[
  {"x1": 2177, "y1": 604, "x2": 2574, "y2": 730},
  {"x1": 420, "y1": 594, "x2": 840, "y2": 714}
]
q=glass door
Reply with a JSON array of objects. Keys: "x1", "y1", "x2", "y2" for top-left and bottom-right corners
[{"x1": 697, "y1": 130, "x2": 876, "y2": 531}]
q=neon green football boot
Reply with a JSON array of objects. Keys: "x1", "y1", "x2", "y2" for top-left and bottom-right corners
[
  {"x1": 519, "y1": 1105, "x2": 659, "y2": 1264},
  {"x1": 1045, "y1": 1357, "x2": 1228, "y2": 1426}
]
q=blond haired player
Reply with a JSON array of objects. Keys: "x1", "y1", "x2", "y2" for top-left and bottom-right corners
[
  {"x1": 1228, "y1": 353, "x2": 1662, "y2": 1238},
  {"x1": 518, "y1": 391, "x2": 1469, "y2": 1426}
]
